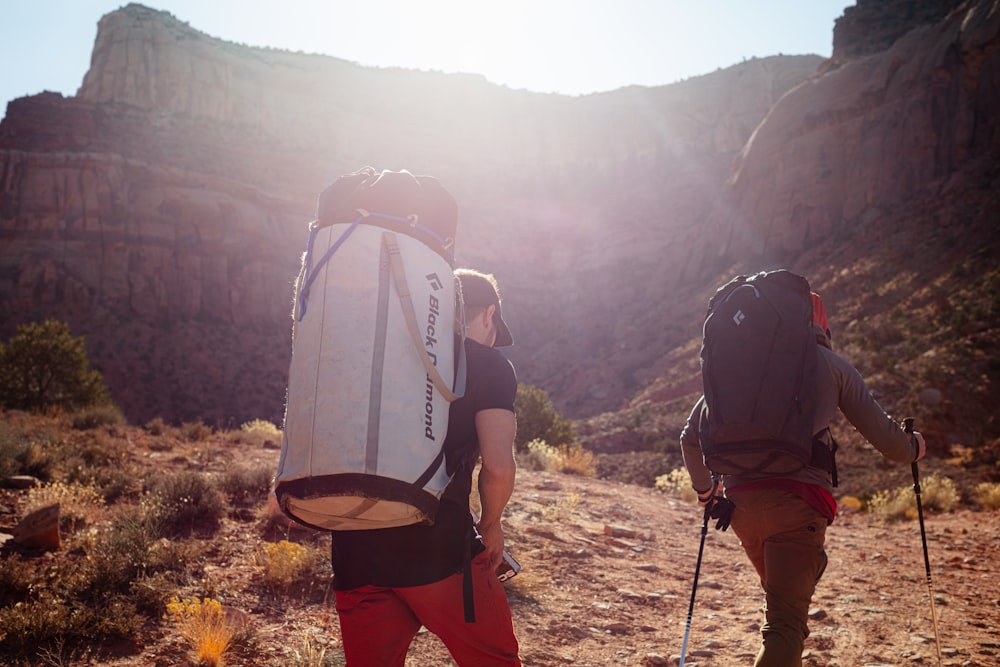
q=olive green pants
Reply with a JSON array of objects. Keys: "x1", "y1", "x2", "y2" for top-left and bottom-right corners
[{"x1": 726, "y1": 487, "x2": 829, "y2": 667}]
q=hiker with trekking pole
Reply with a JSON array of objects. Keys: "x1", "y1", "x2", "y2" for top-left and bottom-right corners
[{"x1": 678, "y1": 270, "x2": 927, "y2": 667}]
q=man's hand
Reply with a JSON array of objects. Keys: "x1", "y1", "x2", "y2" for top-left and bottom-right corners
[
  {"x1": 696, "y1": 477, "x2": 720, "y2": 508},
  {"x1": 707, "y1": 496, "x2": 735, "y2": 531},
  {"x1": 476, "y1": 518, "x2": 505, "y2": 567}
]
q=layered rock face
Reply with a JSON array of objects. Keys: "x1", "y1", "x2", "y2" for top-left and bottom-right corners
[
  {"x1": 1, "y1": 1, "x2": 997, "y2": 426},
  {"x1": 705, "y1": 0, "x2": 1000, "y2": 258},
  {"x1": 0, "y1": 4, "x2": 821, "y2": 424}
]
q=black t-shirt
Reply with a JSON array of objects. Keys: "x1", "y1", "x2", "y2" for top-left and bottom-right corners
[{"x1": 329, "y1": 339, "x2": 517, "y2": 590}]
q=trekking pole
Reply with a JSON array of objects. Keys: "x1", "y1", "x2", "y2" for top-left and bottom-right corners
[
  {"x1": 904, "y1": 417, "x2": 943, "y2": 666},
  {"x1": 679, "y1": 495, "x2": 712, "y2": 667}
]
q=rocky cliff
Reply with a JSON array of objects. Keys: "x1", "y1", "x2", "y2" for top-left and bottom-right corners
[
  {"x1": 0, "y1": 3, "x2": 822, "y2": 425},
  {"x1": 1, "y1": 1, "x2": 998, "y2": 448}
]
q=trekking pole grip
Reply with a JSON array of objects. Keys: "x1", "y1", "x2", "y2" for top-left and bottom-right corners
[{"x1": 904, "y1": 417, "x2": 919, "y2": 484}]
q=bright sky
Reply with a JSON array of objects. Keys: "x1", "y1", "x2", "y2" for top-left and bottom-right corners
[{"x1": 1, "y1": 0, "x2": 851, "y2": 110}]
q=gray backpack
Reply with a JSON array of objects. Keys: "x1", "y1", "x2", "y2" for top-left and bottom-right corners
[{"x1": 275, "y1": 168, "x2": 467, "y2": 530}]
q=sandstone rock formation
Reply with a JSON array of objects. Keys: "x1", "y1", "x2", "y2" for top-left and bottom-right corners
[
  {"x1": 1, "y1": 0, "x2": 997, "y2": 437},
  {"x1": 712, "y1": 0, "x2": 1000, "y2": 257},
  {"x1": 0, "y1": 3, "x2": 822, "y2": 425}
]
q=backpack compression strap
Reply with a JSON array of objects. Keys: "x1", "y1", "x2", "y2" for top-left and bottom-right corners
[{"x1": 383, "y1": 231, "x2": 466, "y2": 403}]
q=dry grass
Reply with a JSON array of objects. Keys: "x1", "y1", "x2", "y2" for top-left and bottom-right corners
[
  {"x1": 868, "y1": 474, "x2": 959, "y2": 521},
  {"x1": 165, "y1": 596, "x2": 236, "y2": 667},
  {"x1": 975, "y1": 481, "x2": 1000, "y2": 510}
]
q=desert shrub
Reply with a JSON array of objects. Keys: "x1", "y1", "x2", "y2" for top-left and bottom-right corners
[
  {"x1": 517, "y1": 438, "x2": 557, "y2": 471},
  {"x1": 0, "y1": 598, "x2": 141, "y2": 662},
  {"x1": 86, "y1": 464, "x2": 141, "y2": 504},
  {"x1": 0, "y1": 557, "x2": 145, "y2": 661},
  {"x1": 145, "y1": 417, "x2": 167, "y2": 436},
  {"x1": 540, "y1": 493, "x2": 582, "y2": 522},
  {"x1": 238, "y1": 419, "x2": 282, "y2": 447},
  {"x1": 868, "y1": 475, "x2": 958, "y2": 520},
  {"x1": 219, "y1": 465, "x2": 273, "y2": 507},
  {"x1": 24, "y1": 481, "x2": 106, "y2": 534},
  {"x1": 514, "y1": 383, "x2": 575, "y2": 451},
  {"x1": 70, "y1": 404, "x2": 126, "y2": 430},
  {"x1": 165, "y1": 596, "x2": 236, "y2": 667},
  {"x1": 70, "y1": 429, "x2": 129, "y2": 469},
  {"x1": 516, "y1": 439, "x2": 596, "y2": 477},
  {"x1": 974, "y1": 482, "x2": 1000, "y2": 510},
  {"x1": 550, "y1": 444, "x2": 597, "y2": 477},
  {"x1": 0, "y1": 422, "x2": 56, "y2": 481},
  {"x1": 0, "y1": 554, "x2": 32, "y2": 606},
  {"x1": 839, "y1": 496, "x2": 864, "y2": 512},
  {"x1": 654, "y1": 468, "x2": 699, "y2": 503},
  {"x1": 181, "y1": 420, "x2": 213, "y2": 442},
  {"x1": 83, "y1": 508, "x2": 167, "y2": 597},
  {"x1": 144, "y1": 471, "x2": 225, "y2": 536},
  {"x1": 290, "y1": 635, "x2": 345, "y2": 667},
  {"x1": 0, "y1": 320, "x2": 110, "y2": 412},
  {"x1": 258, "y1": 540, "x2": 328, "y2": 597}
]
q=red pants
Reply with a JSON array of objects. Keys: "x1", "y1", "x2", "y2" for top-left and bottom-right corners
[{"x1": 334, "y1": 552, "x2": 522, "y2": 666}]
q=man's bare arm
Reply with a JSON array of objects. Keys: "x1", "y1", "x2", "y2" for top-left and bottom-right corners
[{"x1": 476, "y1": 408, "x2": 517, "y2": 567}]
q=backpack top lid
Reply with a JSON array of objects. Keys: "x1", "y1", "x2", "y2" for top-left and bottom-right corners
[{"x1": 315, "y1": 166, "x2": 459, "y2": 259}]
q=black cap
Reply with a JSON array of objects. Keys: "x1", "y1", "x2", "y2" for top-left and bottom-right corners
[{"x1": 456, "y1": 269, "x2": 513, "y2": 347}]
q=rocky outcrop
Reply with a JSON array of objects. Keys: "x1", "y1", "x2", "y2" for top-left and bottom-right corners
[
  {"x1": 708, "y1": 0, "x2": 1000, "y2": 257},
  {"x1": 1, "y1": 1, "x2": 997, "y2": 429},
  {"x1": 0, "y1": 3, "x2": 822, "y2": 425},
  {"x1": 832, "y1": 0, "x2": 966, "y2": 60}
]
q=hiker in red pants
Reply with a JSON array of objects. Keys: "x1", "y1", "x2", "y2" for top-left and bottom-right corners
[
  {"x1": 330, "y1": 268, "x2": 522, "y2": 666},
  {"x1": 680, "y1": 279, "x2": 926, "y2": 667}
]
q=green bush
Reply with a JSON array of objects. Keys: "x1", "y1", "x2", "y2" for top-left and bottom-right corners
[
  {"x1": 181, "y1": 420, "x2": 213, "y2": 442},
  {"x1": 514, "y1": 383, "x2": 575, "y2": 452},
  {"x1": 144, "y1": 471, "x2": 226, "y2": 536},
  {"x1": 70, "y1": 404, "x2": 126, "y2": 430},
  {"x1": 0, "y1": 320, "x2": 110, "y2": 412},
  {"x1": 219, "y1": 465, "x2": 273, "y2": 507},
  {"x1": 0, "y1": 422, "x2": 56, "y2": 481}
]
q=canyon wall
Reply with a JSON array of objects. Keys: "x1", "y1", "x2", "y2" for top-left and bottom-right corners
[{"x1": 1, "y1": 0, "x2": 997, "y2": 428}]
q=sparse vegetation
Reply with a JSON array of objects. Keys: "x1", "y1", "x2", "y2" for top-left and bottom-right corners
[
  {"x1": 514, "y1": 384, "x2": 575, "y2": 452},
  {"x1": 540, "y1": 492, "x2": 582, "y2": 522},
  {"x1": 868, "y1": 474, "x2": 959, "y2": 520},
  {"x1": 0, "y1": 402, "x2": 993, "y2": 665},
  {"x1": 654, "y1": 467, "x2": 699, "y2": 503},
  {"x1": 974, "y1": 481, "x2": 1000, "y2": 510},
  {"x1": 165, "y1": 596, "x2": 237, "y2": 667},
  {"x1": 257, "y1": 539, "x2": 327, "y2": 598},
  {"x1": 238, "y1": 419, "x2": 282, "y2": 447},
  {"x1": 0, "y1": 320, "x2": 110, "y2": 413},
  {"x1": 219, "y1": 465, "x2": 273, "y2": 507},
  {"x1": 518, "y1": 439, "x2": 596, "y2": 477},
  {"x1": 23, "y1": 481, "x2": 105, "y2": 533},
  {"x1": 144, "y1": 470, "x2": 226, "y2": 536}
]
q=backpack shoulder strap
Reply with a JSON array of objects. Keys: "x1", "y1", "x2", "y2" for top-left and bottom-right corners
[{"x1": 383, "y1": 232, "x2": 465, "y2": 402}]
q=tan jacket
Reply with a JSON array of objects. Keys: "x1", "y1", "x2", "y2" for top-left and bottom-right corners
[{"x1": 681, "y1": 343, "x2": 918, "y2": 495}]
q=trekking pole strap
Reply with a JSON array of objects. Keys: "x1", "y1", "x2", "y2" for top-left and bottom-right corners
[{"x1": 383, "y1": 232, "x2": 464, "y2": 403}]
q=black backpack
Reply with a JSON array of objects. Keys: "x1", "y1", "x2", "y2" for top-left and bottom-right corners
[{"x1": 698, "y1": 270, "x2": 836, "y2": 481}]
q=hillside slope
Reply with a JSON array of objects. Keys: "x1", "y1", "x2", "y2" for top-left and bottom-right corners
[{"x1": 1, "y1": 419, "x2": 996, "y2": 666}]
